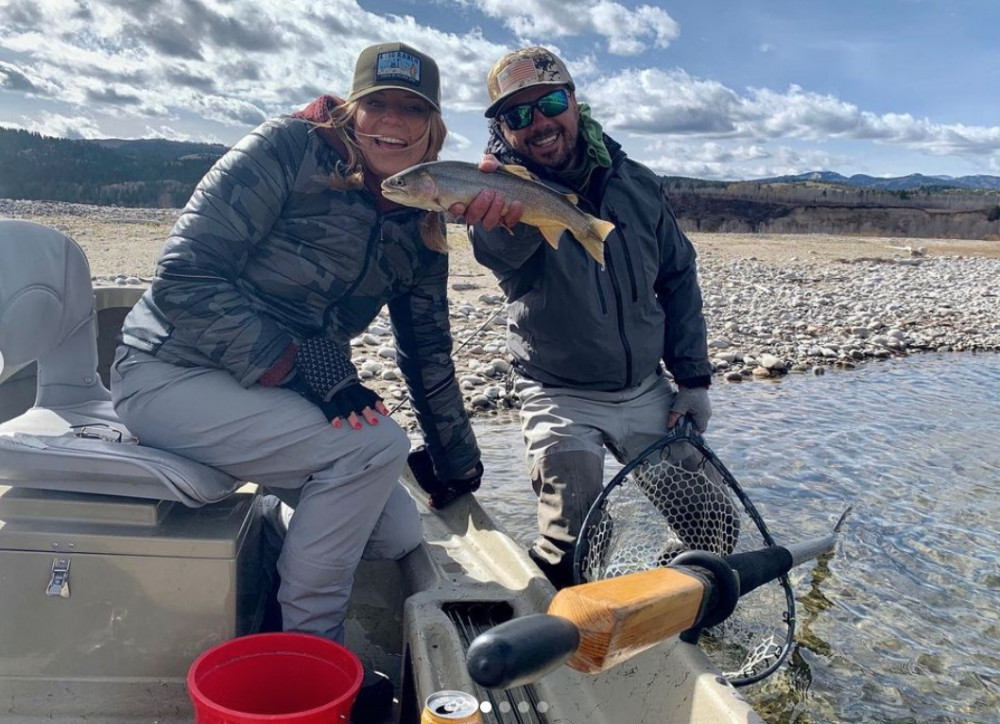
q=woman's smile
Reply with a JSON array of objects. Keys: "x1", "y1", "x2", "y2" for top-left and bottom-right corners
[{"x1": 355, "y1": 89, "x2": 431, "y2": 178}]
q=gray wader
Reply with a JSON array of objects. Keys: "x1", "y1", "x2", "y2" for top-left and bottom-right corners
[
  {"x1": 516, "y1": 370, "x2": 677, "y2": 587},
  {"x1": 111, "y1": 347, "x2": 421, "y2": 643}
]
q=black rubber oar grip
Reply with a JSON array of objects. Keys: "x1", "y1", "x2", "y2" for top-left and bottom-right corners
[
  {"x1": 724, "y1": 546, "x2": 794, "y2": 597},
  {"x1": 466, "y1": 613, "x2": 580, "y2": 689},
  {"x1": 723, "y1": 531, "x2": 839, "y2": 597}
]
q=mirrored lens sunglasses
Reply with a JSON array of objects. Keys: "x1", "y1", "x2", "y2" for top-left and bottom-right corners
[{"x1": 500, "y1": 88, "x2": 570, "y2": 131}]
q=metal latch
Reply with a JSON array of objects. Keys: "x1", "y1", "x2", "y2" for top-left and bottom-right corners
[{"x1": 46, "y1": 557, "x2": 71, "y2": 598}]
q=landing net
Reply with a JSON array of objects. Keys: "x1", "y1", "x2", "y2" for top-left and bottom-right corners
[{"x1": 573, "y1": 425, "x2": 796, "y2": 685}]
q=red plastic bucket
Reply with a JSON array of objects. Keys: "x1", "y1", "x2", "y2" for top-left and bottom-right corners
[{"x1": 187, "y1": 632, "x2": 363, "y2": 723}]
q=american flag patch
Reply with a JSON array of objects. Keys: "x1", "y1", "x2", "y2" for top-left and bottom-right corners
[{"x1": 496, "y1": 58, "x2": 540, "y2": 93}]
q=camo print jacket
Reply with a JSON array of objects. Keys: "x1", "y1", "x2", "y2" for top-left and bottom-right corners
[
  {"x1": 120, "y1": 112, "x2": 479, "y2": 479},
  {"x1": 471, "y1": 127, "x2": 712, "y2": 392}
]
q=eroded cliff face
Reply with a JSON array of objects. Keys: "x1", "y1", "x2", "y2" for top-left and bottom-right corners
[{"x1": 669, "y1": 192, "x2": 1000, "y2": 240}]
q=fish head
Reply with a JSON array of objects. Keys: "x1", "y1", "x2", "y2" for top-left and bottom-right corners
[{"x1": 381, "y1": 165, "x2": 441, "y2": 210}]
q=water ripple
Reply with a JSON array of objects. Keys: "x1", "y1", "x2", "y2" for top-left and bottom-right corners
[{"x1": 473, "y1": 352, "x2": 1000, "y2": 723}]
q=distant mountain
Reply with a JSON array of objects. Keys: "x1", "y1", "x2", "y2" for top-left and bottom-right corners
[
  {"x1": 758, "y1": 170, "x2": 1000, "y2": 191},
  {"x1": 662, "y1": 170, "x2": 1000, "y2": 240},
  {"x1": 3, "y1": 128, "x2": 999, "y2": 241},
  {"x1": 88, "y1": 137, "x2": 229, "y2": 160},
  {"x1": 0, "y1": 128, "x2": 228, "y2": 208}
]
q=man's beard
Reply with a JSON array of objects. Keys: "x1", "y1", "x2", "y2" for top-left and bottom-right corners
[{"x1": 525, "y1": 127, "x2": 580, "y2": 171}]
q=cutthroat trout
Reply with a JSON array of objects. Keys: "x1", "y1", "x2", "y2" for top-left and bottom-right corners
[{"x1": 381, "y1": 160, "x2": 613, "y2": 265}]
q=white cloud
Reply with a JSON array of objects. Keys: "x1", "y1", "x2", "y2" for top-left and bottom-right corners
[
  {"x1": 464, "y1": 0, "x2": 679, "y2": 55},
  {"x1": 638, "y1": 138, "x2": 845, "y2": 180},
  {"x1": 443, "y1": 129, "x2": 474, "y2": 156},
  {"x1": 2, "y1": 0, "x2": 997, "y2": 179},
  {"x1": 586, "y1": 69, "x2": 1000, "y2": 164},
  {"x1": 191, "y1": 96, "x2": 269, "y2": 127},
  {"x1": 0, "y1": 0, "x2": 514, "y2": 133},
  {"x1": 17, "y1": 111, "x2": 104, "y2": 139},
  {"x1": 142, "y1": 124, "x2": 226, "y2": 144},
  {"x1": 587, "y1": 68, "x2": 742, "y2": 134}
]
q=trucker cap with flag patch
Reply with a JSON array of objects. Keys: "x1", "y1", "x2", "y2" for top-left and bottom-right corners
[
  {"x1": 348, "y1": 42, "x2": 440, "y2": 111},
  {"x1": 485, "y1": 46, "x2": 575, "y2": 118}
]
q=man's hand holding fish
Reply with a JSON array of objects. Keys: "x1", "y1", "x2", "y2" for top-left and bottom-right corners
[{"x1": 447, "y1": 155, "x2": 523, "y2": 230}]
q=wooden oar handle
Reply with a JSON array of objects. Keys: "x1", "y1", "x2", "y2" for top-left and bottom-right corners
[
  {"x1": 467, "y1": 533, "x2": 842, "y2": 688},
  {"x1": 466, "y1": 613, "x2": 580, "y2": 689}
]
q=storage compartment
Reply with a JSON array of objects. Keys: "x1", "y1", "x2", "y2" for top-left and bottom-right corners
[{"x1": 0, "y1": 487, "x2": 266, "y2": 682}]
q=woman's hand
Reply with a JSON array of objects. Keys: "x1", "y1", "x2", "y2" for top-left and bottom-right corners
[
  {"x1": 448, "y1": 155, "x2": 524, "y2": 231},
  {"x1": 279, "y1": 338, "x2": 390, "y2": 430},
  {"x1": 324, "y1": 383, "x2": 390, "y2": 430}
]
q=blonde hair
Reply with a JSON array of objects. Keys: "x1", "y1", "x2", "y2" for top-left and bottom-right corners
[{"x1": 319, "y1": 99, "x2": 449, "y2": 253}]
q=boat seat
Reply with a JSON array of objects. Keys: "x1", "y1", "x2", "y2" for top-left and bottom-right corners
[{"x1": 0, "y1": 219, "x2": 241, "y2": 507}]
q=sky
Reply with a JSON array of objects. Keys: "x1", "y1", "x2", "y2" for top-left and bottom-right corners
[{"x1": 1, "y1": 0, "x2": 999, "y2": 181}]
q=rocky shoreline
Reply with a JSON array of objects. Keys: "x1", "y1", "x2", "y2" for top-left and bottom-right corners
[
  {"x1": 3, "y1": 198, "x2": 999, "y2": 429},
  {"x1": 374, "y1": 250, "x2": 1000, "y2": 428}
]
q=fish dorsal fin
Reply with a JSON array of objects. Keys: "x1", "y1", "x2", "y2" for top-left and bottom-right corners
[
  {"x1": 498, "y1": 164, "x2": 579, "y2": 205},
  {"x1": 497, "y1": 164, "x2": 539, "y2": 182}
]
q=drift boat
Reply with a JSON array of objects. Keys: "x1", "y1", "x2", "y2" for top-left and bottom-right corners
[{"x1": 0, "y1": 219, "x2": 762, "y2": 723}]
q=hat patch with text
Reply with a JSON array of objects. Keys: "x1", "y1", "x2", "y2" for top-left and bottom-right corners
[{"x1": 376, "y1": 50, "x2": 421, "y2": 86}]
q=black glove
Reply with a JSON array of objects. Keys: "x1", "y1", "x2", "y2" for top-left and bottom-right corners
[
  {"x1": 318, "y1": 383, "x2": 383, "y2": 423},
  {"x1": 408, "y1": 446, "x2": 484, "y2": 509},
  {"x1": 284, "y1": 337, "x2": 383, "y2": 424}
]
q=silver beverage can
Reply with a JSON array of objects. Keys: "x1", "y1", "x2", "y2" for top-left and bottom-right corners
[{"x1": 420, "y1": 689, "x2": 482, "y2": 723}]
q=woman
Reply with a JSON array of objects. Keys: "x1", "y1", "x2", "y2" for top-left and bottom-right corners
[{"x1": 110, "y1": 42, "x2": 482, "y2": 716}]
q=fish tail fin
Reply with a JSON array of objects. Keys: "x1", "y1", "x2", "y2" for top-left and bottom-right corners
[
  {"x1": 578, "y1": 236, "x2": 606, "y2": 267},
  {"x1": 576, "y1": 214, "x2": 614, "y2": 266},
  {"x1": 591, "y1": 217, "x2": 616, "y2": 242},
  {"x1": 537, "y1": 223, "x2": 565, "y2": 250}
]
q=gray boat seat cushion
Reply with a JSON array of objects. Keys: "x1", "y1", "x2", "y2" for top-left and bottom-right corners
[
  {"x1": 0, "y1": 219, "x2": 241, "y2": 507},
  {"x1": 0, "y1": 405, "x2": 239, "y2": 507}
]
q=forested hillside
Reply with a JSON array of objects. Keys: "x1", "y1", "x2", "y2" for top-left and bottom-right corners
[
  {"x1": 0, "y1": 128, "x2": 226, "y2": 208},
  {"x1": 2, "y1": 128, "x2": 999, "y2": 240},
  {"x1": 663, "y1": 177, "x2": 1000, "y2": 240}
]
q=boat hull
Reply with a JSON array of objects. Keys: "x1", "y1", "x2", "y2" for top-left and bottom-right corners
[{"x1": 0, "y1": 283, "x2": 763, "y2": 724}]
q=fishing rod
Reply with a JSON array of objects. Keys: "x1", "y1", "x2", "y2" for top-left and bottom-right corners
[{"x1": 388, "y1": 305, "x2": 505, "y2": 415}]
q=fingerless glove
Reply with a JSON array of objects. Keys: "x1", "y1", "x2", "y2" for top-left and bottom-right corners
[
  {"x1": 277, "y1": 338, "x2": 383, "y2": 423},
  {"x1": 294, "y1": 337, "x2": 359, "y2": 401}
]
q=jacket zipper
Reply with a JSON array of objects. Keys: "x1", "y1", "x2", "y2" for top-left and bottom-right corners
[
  {"x1": 607, "y1": 209, "x2": 638, "y2": 302},
  {"x1": 582, "y1": 154, "x2": 635, "y2": 388},
  {"x1": 602, "y1": 240, "x2": 633, "y2": 388},
  {"x1": 322, "y1": 218, "x2": 381, "y2": 330},
  {"x1": 334, "y1": 207, "x2": 416, "y2": 304},
  {"x1": 593, "y1": 264, "x2": 608, "y2": 313},
  {"x1": 597, "y1": 155, "x2": 635, "y2": 387}
]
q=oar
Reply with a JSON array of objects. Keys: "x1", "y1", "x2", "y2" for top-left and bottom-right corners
[{"x1": 466, "y1": 514, "x2": 848, "y2": 690}]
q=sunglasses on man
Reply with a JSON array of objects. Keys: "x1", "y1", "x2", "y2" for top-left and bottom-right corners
[{"x1": 499, "y1": 88, "x2": 571, "y2": 131}]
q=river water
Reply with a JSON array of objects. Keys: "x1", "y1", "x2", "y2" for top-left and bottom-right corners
[{"x1": 470, "y1": 353, "x2": 1000, "y2": 724}]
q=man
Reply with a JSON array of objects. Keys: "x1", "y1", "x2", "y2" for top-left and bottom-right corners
[{"x1": 453, "y1": 47, "x2": 713, "y2": 589}]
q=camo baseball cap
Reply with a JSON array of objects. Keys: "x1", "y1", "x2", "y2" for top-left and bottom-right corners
[
  {"x1": 485, "y1": 46, "x2": 575, "y2": 118},
  {"x1": 348, "y1": 42, "x2": 440, "y2": 111}
]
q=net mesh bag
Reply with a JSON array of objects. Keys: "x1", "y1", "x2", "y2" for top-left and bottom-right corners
[{"x1": 574, "y1": 426, "x2": 795, "y2": 685}]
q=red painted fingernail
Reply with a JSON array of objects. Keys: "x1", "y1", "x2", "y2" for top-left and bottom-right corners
[
  {"x1": 352, "y1": 422, "x2": 361, "y2": 430},
  {"x1": 333, "y1": 420, "x2": 341, "y2": 428}
]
